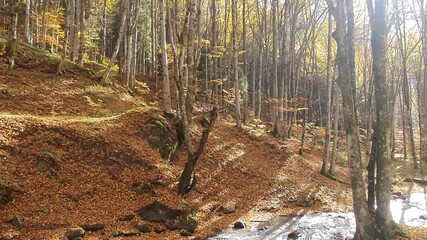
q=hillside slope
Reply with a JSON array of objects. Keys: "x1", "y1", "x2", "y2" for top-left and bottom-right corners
[{"x1": 0, "y1": 44, "x2": 424, "y2": 240}]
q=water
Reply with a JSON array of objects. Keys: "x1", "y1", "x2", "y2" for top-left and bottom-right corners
[{"x1": 211, "y1": 193, "x2": 427, "y2": 240}]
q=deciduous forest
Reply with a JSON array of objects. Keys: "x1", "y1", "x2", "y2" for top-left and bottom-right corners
[{"x1": 0, "y1": 0, "x2": 426, "y2": 239}]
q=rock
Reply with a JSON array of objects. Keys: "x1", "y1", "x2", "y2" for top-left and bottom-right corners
[
  {"x1": 144, "y1": 117, "x2": 178, "y2": 162},
  {"x1": 135, "y1": 223, "x2": 151, "y2": 233},
  {"x1": 66, "y1": 227, "x2": 85, "y2": 240},
  {"x1": 233, "y1": 221, "x2": 245, "y2": 229},
  {"x1": 180, "y1": 230, "x2": 193, "y2": 237},
  {"x1": 36, "y1": 159, "x2": 49, "y2": 172},
  {"x1": 5, "y1": 216, "x2": 22, "y2": 227},
  {"x1": 288, "y1": 229, "x2": 300, "y2": 239},
  {"x1": 298, "y1": 199, "x2": 314, "y2": 207},
  {"x1": 420, "y1": 215, "x2": 427, "y2": 220},
  {"x1": 112, "y1": 230, "x2": 139, "y2": 237},
  {"x1": 121, "y1": 230, "x2": 139, "y2": 237},
  {"x1": 0, "y1": 187, "x2": 13, "y2": 205},
  {"x1": 80, "y1": 223, "x2": 105, "y2": 232},
  {"x1": 221, "y1": 201, "x2": 236, "y2": 214},
  {"x1": 164, "y1": 215, "x2": 198, "y2": 232},
  {"x1": 154, "y1": 225, "x2": 166, "y2": 233},
  {"x1": 136, "y1": 201, "x2": 186, "y2": 223},
  {"x1": 118, "y1": 214, "x2": 135, "y2": 221},
  {"x1": 132, "y1": 183, "x2": 155, "y2": 195},
  {"x1": 36, "y1": 151, "x2": 61, "y2": 172},
  {"x1": 0, "y1": 235, "x2": 14, "y2": 240}
]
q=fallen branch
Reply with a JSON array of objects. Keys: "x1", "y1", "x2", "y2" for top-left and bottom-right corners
[{"x1": 403, "y1": 178, "x2": 427, "y2": 186}]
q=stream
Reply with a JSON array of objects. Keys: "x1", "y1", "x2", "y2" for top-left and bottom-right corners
[{"x1": 210, "y1": 193, "x2": 427, "y2": 240}]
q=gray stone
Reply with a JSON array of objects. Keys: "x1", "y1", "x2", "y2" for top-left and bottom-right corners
[
  {"x1": 420, "y1": 214, "x2": 427, "y2": 220},
  {"x1": 36, "y1": 159, "x2": 50, "y2": 172},
  {"x1": 135, "y1": 223, "x2": 151, "y2": 233},
  {"x1": 5, "y1": 216, "x2": 22, "y2": 227},
  {"x1": 180, "y1": 230, "x2": 193, "y2": 237},
  {"x1": 66, "y1": 227, "x2": 85, "y2": 240},
  {"x1": 221, "y1": 201, "x2": 236, "y2": 214},
  {"x1": 154, "y1": 225, "x2": 166, "y2": 233},
  {"x1": 80, "y1": 223, "x2": 104, "y2": 232},
  {"x1": 118, "y1": 214, "x2": 135, "y2": 221},
  {"x1": 233, "y1": 221, "x2": 245, "y2": 229}
]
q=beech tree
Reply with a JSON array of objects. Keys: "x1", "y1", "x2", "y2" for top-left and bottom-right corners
[
  {"x1": 325, "y1": 0, "x2": 375, "y2": 239},
  {"x1": 367, "y1": 0, "x2": 400, "y2": 238}
]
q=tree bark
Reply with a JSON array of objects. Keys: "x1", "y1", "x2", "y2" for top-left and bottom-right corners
[
  {"x1": 232, "y1": 0, "x2": 241, "y2": 130},
  {"x1": 24, "y1": 0, "x2": 31, "y2": 44},
  {"x1": 321, "y1": 11, "x2": 333, "y2": 176},
  {"x1": 77, "y1": 0, "x2": 85, "y2": 66},
  {"x1": 326, "y1": 0, "x2": 375, "y2": 239},
  {"x1": 368, "y1": 0, "x2": 400, "y2": 237},
  {"x1": 160, "y1": 0, "x2": 172, "y2": 113},
  {"x1": 100, "y1": 0, "x2": 128, "y2": 85}
]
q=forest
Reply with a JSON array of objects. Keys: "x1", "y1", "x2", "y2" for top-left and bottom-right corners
[{"x1": 0, "y1": 0, "x2": 426, "y2": 239}]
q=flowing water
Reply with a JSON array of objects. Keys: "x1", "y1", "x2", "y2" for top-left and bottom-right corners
[{"x1": 211, "y1": 193, "x2": 427, "y2": 240}]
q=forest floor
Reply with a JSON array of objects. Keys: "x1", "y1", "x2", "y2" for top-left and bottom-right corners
[{"x1": 0, "y1": 44, "x2": 426, "y2": 240}]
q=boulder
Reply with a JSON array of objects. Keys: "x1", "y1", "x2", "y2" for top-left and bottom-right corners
[
  {"x1": 66, "y1": 227, "x2": 85, "y2": 240},
  {"x1": 233, "y1": 221, "x2": 245, "y2": 229},
  {"x1": 220, "y1": 201, "x2": 236, "y2": 214},
  {"x1": 0, "y1": 187, "x2": 13, "y2": 205},
  {"x1": 80, "y1": 223, "x2": 104, "y2": 232},
  {"x1": 112, "y1": 230, "x2": 139, "y2": 237},
  {"x1": 137, "y1": 201, "x2": 185, "y2": 223},
  {"x1": 4, "y1": 216, "x2": 22, "y2": 227},
  {"x1": 180, "y1": 230, "x2": 193, "y2": 237},
  {"x1": 135, "y1": 223, "x2": 151, "y2": 233},
  {"x1": 288, "y1": 229, "x2": 300, "y2": 239},
  {"x1": 165, "y1": 215, "x2": 198, "y2": 233},
  {"x1": 143, "y1": 117, "x2": 178, "y2": 162},
  {"x1": 36, "y1": 151, "x2": 61, "y2": 172},
  {"x1": 154, "y1": 225, "x2": 166, "y2": 233}
]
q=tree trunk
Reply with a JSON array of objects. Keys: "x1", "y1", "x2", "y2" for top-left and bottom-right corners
[
  {"x1": 77, "y1": 0, "x2": 85, "y2": 66},
  {"x1": 24, "y1": 0, "x2": 31, "y2": 44},
  {"x1": 330, "y1": 81, "x2": 339, "y2": 175},
  {"x1": 321, "y1": 11, "x2": 333, "y2": 176},
  {"x1": 420, "y1": 0, "x2": 427, "y2": 168},
  {"x1": 368, "y1": 0, "x2": 400, "y2": 237},
  {"x1": 100, "y1": 0, "x2": 128, "y2": 85},
  {"x1": 272, "y1": 0, "x2": 278, "y2": 134},
  {"x1": 326, "y1": 0, "x2": 375, "y2": 239},
  {"x1": 232, "y1": 0, "x2": 241, "y2": 130},
  {"x1": 160, "y1": 0, "x2": 172, "y2": 113}
]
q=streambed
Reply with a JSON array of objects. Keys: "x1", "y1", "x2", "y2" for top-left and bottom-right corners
[{"x1": 211, "y1": 193, "x2": 427, "y2": 240}]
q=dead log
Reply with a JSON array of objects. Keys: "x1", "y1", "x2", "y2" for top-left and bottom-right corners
[{"x1": 403, "y1": 178, "x2": 427, "y2": 185}]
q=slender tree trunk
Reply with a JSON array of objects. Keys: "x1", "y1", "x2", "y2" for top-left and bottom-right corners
[
  {"x1": 24, "y1": 0, "x2": 31, "y2": 44},
  {"x1": 420, "y1": 0, "x2": 427, "y2": 168},
  {"x1": 160, "y1": 0, "x2": 172, "y2": 113},
  {"x1": 41, "y1": 0, "x2": 48, "y2": 50},
  {"x1": 100, "y1": 0, "x2": 128, "y2": 85},
  {"x1": 151, "y1": 0, "x2": 157, "y2": 81},
  {"x1": 232, "y1": 0, "x2": 241, "y2": 130},
  {"x1": 330, "y1": 81, "x2": 340, "y2": 175},
  {"x1": 272, "y1": 0, "x2": 279, "y2": 134},
  {"x1": 322, "y1": 11, "x2": 333, "y2": 176},
  {"x1": 78, "y1": 0, "x2": 85, "y2": 66}
]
